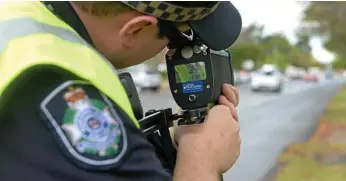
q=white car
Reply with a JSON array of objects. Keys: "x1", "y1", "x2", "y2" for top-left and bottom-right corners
[
  {"x1": 233, "y1": 70, "x2": 241, "y2": 85},
  {"x1": 120, "y1": 64, "x2": 162, "y2": 93},
  {"x1": 286, "y1": 66, "x2": 305, "y2": 80},
  {"x1": 250, "y1": 68, "x2": 284, "y2": 93},
  {"x1": 239, "y1": 70, "x2": 251, "y2": 83}
]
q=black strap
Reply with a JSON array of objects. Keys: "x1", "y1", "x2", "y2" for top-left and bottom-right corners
[
  {"x1": 158, "y1": 20, "x2": 191, "y2": 49},
  {"x1": 41, "y1": 1, "x2": 94, "y2": 46}
]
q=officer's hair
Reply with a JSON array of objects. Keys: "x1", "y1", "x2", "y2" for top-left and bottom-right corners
[{"x1": 73, "y1": 2, "x2": 132, "y2": 17}]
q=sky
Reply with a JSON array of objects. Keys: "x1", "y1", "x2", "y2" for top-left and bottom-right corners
[{"x1": 231, "y1": 0, "x2": 335, "y2": 64}]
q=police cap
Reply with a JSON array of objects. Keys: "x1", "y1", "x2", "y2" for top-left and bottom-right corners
[{"x1": 121, "y1": 1, "x2": 242, "y2": 50}]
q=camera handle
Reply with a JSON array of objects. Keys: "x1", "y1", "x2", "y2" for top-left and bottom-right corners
[
  {"x1": 138, "y1": 108, "x2": 224, "y2": 181},
  {"x1": 138, "y1": 108, "x2": 182, "y2": 173}
]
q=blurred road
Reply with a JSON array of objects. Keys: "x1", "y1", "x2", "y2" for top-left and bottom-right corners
[
  {"x1": 138, "y1": 77, "x2": 346, "y2": 181},
  {"x1": 224, "y1": 78, "x2": 346, "y2": 181},
  {"x1": 139, "y1": 79, "x2": 336, "y2": 112}
]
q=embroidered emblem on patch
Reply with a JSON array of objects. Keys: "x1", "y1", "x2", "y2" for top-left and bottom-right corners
[{"x1": 40, "y1": 80, "x2": 128, "y2": 169}]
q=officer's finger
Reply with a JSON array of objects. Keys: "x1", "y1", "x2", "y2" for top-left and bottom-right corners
[
  {"x1": 176, "y1": 106, "x2": 183, "y2": 114},
  {"x1": 222, "y1": 84, "x2": 237, "y2": 106},
  {"x1": 229, "y1": 84, "x2": 240, "y2": 106},
  {"x1": 218, "y1": 95, "x2": 238, "y2": 121}
]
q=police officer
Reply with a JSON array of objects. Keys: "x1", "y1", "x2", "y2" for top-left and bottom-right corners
[{"x1": 0, "y1": 1, "x2": 242, "y2": 181}]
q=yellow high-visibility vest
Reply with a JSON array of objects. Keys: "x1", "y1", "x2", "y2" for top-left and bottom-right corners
[{"x1": 0, "y1": 1, "x2": 139, "y2": 128}]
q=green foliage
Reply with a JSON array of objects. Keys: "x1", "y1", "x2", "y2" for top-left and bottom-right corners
[
  {"x1": 261, "y1": 33, "x2": 292, "y2": 54},
  {"x1": 332, "y1": 57, "x2": 346, "y2": 69},
  {"x1": 302, "y1": 2, "x2": 346, "y2": 60},
  {"x1": 235, "y1": 23, "x2": 264, "y2": 44},
  {"x1": 229, "y1": 23, "x2": 319, "y2": 70},
  {"x1": 229, "y1": 43, "x2": 265, "y2": 69},
  {"x1": 295, "y1": 27, "x2": 312, "y2": 54},
  {"x1": 160, "y1": 71, "x2": 168, "y2": 78},
  {"x1": 147, "y1": 18, "x2": 323, "y2": 72}
]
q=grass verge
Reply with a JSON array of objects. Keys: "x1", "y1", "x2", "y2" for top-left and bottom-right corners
[{"x1": 271, "y1": 86, "x2": 346, "y2": 181}]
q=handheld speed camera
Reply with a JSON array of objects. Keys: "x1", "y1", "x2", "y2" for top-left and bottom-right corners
[
  {"x1": 166, "y1": 40, "x2": 234, "y2": 125},
  {"x1": 119, "y1": 27, "x2": 235, "y2": 179}
]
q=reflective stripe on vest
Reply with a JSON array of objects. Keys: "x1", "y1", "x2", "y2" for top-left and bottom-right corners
[{"x1": 0, "y1": 9, "x2": 139, "y2": 128}]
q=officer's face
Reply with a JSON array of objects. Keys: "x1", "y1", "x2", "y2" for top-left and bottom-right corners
[
  {"x1": 115, "y1": 16, "x2": 169, "y2": 68},
  {"x1": 89, "y1": 14, "x2": 169, "y2": 69}
]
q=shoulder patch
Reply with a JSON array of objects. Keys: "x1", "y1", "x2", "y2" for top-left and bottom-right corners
[{"x1": 40, "y1": 80, "x2": 128, "y2": 170}]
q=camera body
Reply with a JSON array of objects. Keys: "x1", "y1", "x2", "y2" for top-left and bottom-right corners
[
  {"x1": 165, "y1": 42, "x2": 234, "y2": 124},
  {"x1": 119, "y1": 40, "x2": 234, "y2": 180},
  {"x1": 119, "y1": 26, "x2": 235, "y2": 180},
  {"x1": 166, "y1": 46, "x2": 234, "y2": 109}
]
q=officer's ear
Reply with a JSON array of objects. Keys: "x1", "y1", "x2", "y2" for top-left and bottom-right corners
[{"x1": 119, "y1": 15, "x2": 158, "y2": 48}]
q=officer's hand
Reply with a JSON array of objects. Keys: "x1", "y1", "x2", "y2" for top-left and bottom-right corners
[
  {"x1": 218, "y1": 84, "x2": 239, "y2": 120},
  {"x1": 174, "y1": 84, "x2": 240, "y2": 175}
]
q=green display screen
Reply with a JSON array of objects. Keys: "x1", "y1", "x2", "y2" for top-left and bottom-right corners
[{"x1": 174, "y1": 62, "x2": 207, "y2": 83}]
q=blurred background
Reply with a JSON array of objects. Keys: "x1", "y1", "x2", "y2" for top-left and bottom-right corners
[{"x1": 119, "y1": 1, "x2": 346, "y2": 181}]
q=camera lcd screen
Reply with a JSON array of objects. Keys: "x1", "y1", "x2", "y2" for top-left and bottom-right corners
[{"x1": 174, "y1": 62, "x2": 207, "y2": 83}]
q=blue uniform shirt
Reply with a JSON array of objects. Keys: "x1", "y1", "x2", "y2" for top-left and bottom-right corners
[{"x1": 0, "y1": 68, "x2": 172, "y2": 181}]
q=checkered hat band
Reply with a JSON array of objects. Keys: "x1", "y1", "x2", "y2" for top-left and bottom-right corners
[{"x1": 121, "y1": 1, "x2": 219, "y2": 22}]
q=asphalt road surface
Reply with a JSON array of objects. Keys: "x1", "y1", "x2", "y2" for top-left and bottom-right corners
[
  {"x1": 138, "y1": 77, "x2": 346, "y2": 181},
  {"x1": 139, "y1": 79, "x2": 332, "y2": 112}
]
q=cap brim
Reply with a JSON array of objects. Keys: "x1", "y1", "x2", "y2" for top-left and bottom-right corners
[{"x1": 188, "y1": 1, "x2": 242, "y2": 51}]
